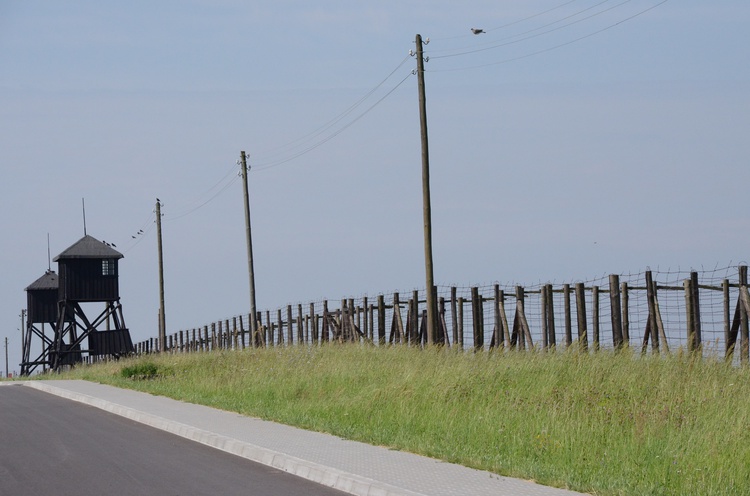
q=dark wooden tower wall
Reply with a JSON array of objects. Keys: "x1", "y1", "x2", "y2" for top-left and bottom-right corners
[
  {"x1": 27, "y1": 288, "x2": 58, "y2": 322},
  {"x1": 53, "y1": 235, "x2": 124, "y2": 303},
  {"x1": 25, "y1": 271, "x2": 59, "y2": 324},
  {"x1": 58, "y1": 258, "x2": 119, "y2": 302}
]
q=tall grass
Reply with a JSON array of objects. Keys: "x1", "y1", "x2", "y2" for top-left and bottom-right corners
[{"x1": 58, "y1": 345, "x2": 750, "y2": 495}]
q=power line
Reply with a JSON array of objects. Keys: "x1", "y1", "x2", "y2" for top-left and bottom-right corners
[
  {"x1": 429, "y1": 0, "x2": 668, "y2": 72},
  {"x1": 429, "y1": 0, "x2": 634, "y2": 59},
  {"x1": 250, "y1": 55, "x2": 413, "y2": 168},
  {"x1": 430, "y1": 0, "x2": 632, "y2": 59},
  {"x1": 167, "y1": 172, "x2": 241, "y2": 221},
  {"x1": 115, "y1": 55, "x2": 415, "y2": 232},
  {"x1": 252, "y1": 71, "x2": 414, "y2": 172},
  {"x1": 429, "y1": 0, "x2": 583, "y2": 42},
  {"x1": 121, "y1": 211, "x2": 156, "y2": 254}
]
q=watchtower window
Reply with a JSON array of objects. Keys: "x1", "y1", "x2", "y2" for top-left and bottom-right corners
[{"x1": 102, "y1": 259, "x2": 116, "y2": 276}]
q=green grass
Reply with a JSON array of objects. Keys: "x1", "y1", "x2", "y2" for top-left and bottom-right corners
[{"x1": 52, "y1": 344, "x2": 750, "y2": 495}]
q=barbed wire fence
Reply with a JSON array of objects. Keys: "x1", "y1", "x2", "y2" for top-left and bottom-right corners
[{"x1": 135, "y1": 264, "x2": 750, "y2": 364}]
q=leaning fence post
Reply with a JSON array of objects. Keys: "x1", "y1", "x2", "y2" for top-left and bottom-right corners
[
  {"x1": 515, "y1": 285, "x2": 532, "y2": 350},
  {"x1": 644, "y1": 271, "x2": 659, "y2": 354},
  {"x1": 493, "y1": 284, "x2": 503, "y2": 349},
  {"x1": 393, "y1": 293, "x2": 405, "y2": 344},
  {"x1": 499, "y1": 289, "x2": 511, "y2": 348},
  {"x1": 411, "y1": 290, "x2": 420, "y2": 345}
]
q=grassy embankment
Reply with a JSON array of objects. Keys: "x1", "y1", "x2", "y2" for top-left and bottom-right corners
[{"x1": 53, "y1": 345, "x2": 750, "y2": 495}]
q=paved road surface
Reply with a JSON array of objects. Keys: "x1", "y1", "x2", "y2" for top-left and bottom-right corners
[{"x1": 0, "y1": 384, "x2": 345, "y2": 496}]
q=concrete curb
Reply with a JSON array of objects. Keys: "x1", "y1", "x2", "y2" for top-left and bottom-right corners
[{"x1": 22, "y1": 381, "x2": 423, "y2": 496}]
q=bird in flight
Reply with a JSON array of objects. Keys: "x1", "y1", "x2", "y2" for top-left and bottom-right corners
[{"x1": 471, "y1": 28, "x2": 485, "y2": 35}]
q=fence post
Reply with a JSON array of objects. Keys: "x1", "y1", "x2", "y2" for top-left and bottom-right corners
[
  {"x1": 457, "y1": 296, "x2": 464, "y2": 350},
  {"x1": 609, "y1": 275, "x2": 623, "y2": 349},
  {"x1": 438, "y1": 296, "x2": 447, "y2": 345},
  {"x1": 621, "y1": 281, "x2": 630, "y2": 345},
  {"x1": 342, "y1": 300, "x2": 350, "y2": 342},
  {"x1": 498, "y1": 289, "x2": 510, "y2": 348},
  {"x1": 350, "y1": 298, "x2": 357, "y2": 341},
  {"x1": 471, "y1": 287, "x2": 483, "y2": 351},
  {"x1": 563, "y1": 284, "x2": 572, "y2": 347},
  {"x1": 644, "y1": 271, "x2": 659, "y2": 354},
  {"x1": 297, "y1": 304, "x2": 304, "y2": 344},
  {"x1": 541, "y1": 285, "x2": 548, "y2": 350},
  {"x1": 741, "y1": 266, "x2": 749, "y2": 364},
  {"x1": 723, "y1": 279, "x2": 730, "y2": 357},
  {"x1": 493, "y1": 284, "x2": 502, "y2": 349},
  {"x1": 391, "y1": 293, "x2": 404, "y2": 344},
  {"x1": 728, "y1": 268, "x2": 746, "y2": 361},
  {"x1": 451, "y1": 287, "x2": 458, "y2": 348},
  {"x1": 377, "y1": 295, "x2": 385, "y2": 345},
  {"x1": 286, "y1": 305, "x2": 292, "y2": 346},
  {"x1": 411, "y1": 290, "x2": 420, "y2": 345},
  {"x1": 309, "y1": 303, "x2": 317, "y2": 343},
  {"x1": 515, "y1": 285, "x2": 532, "y2": 350},
  {"x1": 592, "y1": 286, "x2": 600, "y2": 351},
  {"x1": 575, "y1": 282, "x2": 588, "y2": 351},
  {"x1": 276, "y1": 309, "x2": 282, "y2": 345},
  {"x1": 368, "y1": 303, "x2": 375, "y2": 342},
  {"x1": 544, "y1": 285, "x2": 555, "y2": 348},
  {"x1": 362, "y1": 297, "x2": 369, "y2": 341},
  {"x1": 682, "y1": 278, "x2": 697, "y2": 352},
  {"x1": 322, "y1": 301, "x2": 329, "y2": 342},
  {"x1": 689, "y1": 271, "x2": 702, "y2": 351}
]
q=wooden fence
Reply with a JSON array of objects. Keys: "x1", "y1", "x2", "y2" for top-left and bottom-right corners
[{"x1": 134, "y1": 264, "x2": 750, "y2": 363}]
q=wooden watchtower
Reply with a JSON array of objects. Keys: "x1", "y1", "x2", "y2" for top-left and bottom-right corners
[
  {"x1": 20, "y1": 270, "x2": 65, "y2": 375},
  {"x1": 50, "y1": 234, "x2": 134, "y2": 371}
]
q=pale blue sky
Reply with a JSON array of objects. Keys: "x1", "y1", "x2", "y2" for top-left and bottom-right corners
[{"x1": 2, "y1": 1, "x2": 748, "y2": 373}]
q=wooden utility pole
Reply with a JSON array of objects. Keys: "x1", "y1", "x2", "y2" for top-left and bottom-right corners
[
  {"x1": 240, "y1": 151, "x2": 258, "y2": 343},
  {"x1": 20, "y1": 309, "x2": 26, "y2": 375},
  {"x1": 156, "y1": 200, "x2": 166, "y2": 352},
  {"x1": 5, "y1": 336, "x2": 9, "y2": 378},
  {"x1": 416, "y1": 33, "x2": 437, "y2": 345}
]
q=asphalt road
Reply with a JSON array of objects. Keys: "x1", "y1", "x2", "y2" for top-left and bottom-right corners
[{"x1": 0, "y1": 384, "x2": 346, "y2": 496}]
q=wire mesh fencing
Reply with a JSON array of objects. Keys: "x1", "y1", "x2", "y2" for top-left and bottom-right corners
[{"x1": 137, "y1": 264, "x2": 750, "y2": 363}]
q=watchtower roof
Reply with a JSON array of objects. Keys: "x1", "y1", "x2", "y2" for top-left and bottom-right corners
[
  {"x1": 24, "y1": 270, "x2": 59, "y2": 291},
  {"x1": 53, "y1": 235, "x2": 124, "y2": 261}
]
